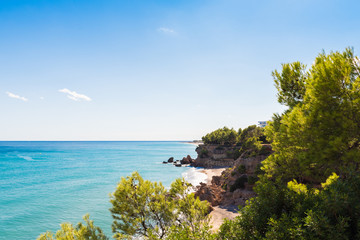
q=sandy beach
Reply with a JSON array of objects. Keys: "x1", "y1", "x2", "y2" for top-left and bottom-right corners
[
  {"x1": 200, "y1": 168, "x2": 240, "y2": 231},
  {"x1": 200, "y1": 168, "x2": 226, "y2": 184}
]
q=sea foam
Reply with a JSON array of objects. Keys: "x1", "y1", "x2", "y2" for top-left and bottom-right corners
[{"x1": 182, "y1": 167, "x2": 207, "y2": 189}]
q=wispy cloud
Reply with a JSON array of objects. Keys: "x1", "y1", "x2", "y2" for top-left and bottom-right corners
[
  {"x1": 157, "y1": 27, "x2": 177, "y2": 35},
  {"x1": 59, "y1": 88, "x2": 92, "y2": 101},
  {"x1": 6, "y1": 92, "x2": 28, "y2": 101}
]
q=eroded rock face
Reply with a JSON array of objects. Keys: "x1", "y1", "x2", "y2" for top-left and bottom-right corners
[
  {"x1": 196, "y1": 169, "x2": 257, "y2": 207},
  {"x1": 191, "y1": 145, "x2": 235, "y2": 168},
  {"x1": 194, "y1": 153, "x2": 270, "y2": 207},
  {"x1": 180, "y1": 155, "x2": 194, "y2": 164},
  {"x1": 234, "y1": 155, "x2": 268, "y2": 174},
  {"x1": 195, "y1": 183, "x2": 224, "y2": 206},
  {"x1": 192, "y1": 143, "x2": 272, "y2": 208}
]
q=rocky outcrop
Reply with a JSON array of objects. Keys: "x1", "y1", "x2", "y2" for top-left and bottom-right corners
[
  {"x1": 163, "y1": 155, "x2": 195, "y2": 167},
  {"x1": 195, "y1": 167, "x2": 256, "y2": 207},
  {"x1": 191, "y1": 145, "x2": 236, "y2": 168},
  {"x1": 194, "y1": 145, "x2": 272, "y2": 207},
  {"x1": 180, "y1": 155, "x2": 194, "y2": 164},
  {"x1": 195, "y1": 182, "x2": 224, "y2": 206},
  {"x1": 234, "y1": 155, "x2": 267, "y2": 173}
]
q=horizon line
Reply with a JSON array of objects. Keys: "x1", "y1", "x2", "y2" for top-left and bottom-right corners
[{"x1": 0, "y1": 140, "x2": 199, "y2": 142}]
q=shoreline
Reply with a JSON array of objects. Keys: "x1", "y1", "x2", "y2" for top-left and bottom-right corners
[
  {"x1": 182, "y1": 167, "x2": 239, "y2": 231},
  {"x1": 200, "y1": 168, "x2": 226, "y2": 184},
  {"x1": 183, "y1": 142, "x2": 202, "y2": 146}
]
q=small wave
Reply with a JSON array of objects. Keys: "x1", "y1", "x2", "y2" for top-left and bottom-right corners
[
  {"x1": 182, "y1": 167, "x2": 207, "y2": 189},
  {"x1": 17, "y1": 155, "x2": 36, "y2": 161}
]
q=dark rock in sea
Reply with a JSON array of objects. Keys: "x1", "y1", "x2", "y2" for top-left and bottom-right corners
[
  {"x1": 168, "y1": 157, "x2": 174, "y2": 163},
  {"x1": 175, "y1": 163, "x2": 182, "y2": 167},
  {"x1": 162, "y1": 161, "x2": 168, "y2": 164},
  {"x1": 180, "y1": 155, "x2": 194, "y2": 164}
]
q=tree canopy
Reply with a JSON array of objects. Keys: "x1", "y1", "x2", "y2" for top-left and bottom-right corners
[
  {"x1": 201, "y1": 127, "x2": 238, "y2": 145},
  {"x1": 37, "y1": 214, "x2": 108, "y2": 240},
  {"x1": 218, "y1": 48, "x2": 360, "y2": 239},
  {"x1": 110, "y1": 172, "x2": 212, "y2": 239},
  {"x1": 264, "y1": 48, "x2": 360, "y2": 183},
  {"x1": 201, "y1": 125, "x2": 266, "y2": 146},
  {"x1": 39, "y1": 172, "x2": 214, "y2": 240}
]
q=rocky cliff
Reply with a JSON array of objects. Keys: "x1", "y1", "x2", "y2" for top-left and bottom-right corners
[
  {"x1": 191, "y1": 144, "x2": 236, "y2": 168},
  {"x1": 194, "y1": 144, "x2": 272, "y2": 207}
]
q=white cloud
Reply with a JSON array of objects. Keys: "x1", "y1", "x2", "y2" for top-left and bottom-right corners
[
  {"x1": 157, "y1": 27, "x2": 177, "y2": 35},
  {"x1": 6, "y1": 92, "x2": 28, "y2": 101},
  {"x1": 58, "y1": 88, "x2": 92, "y2": 101}
]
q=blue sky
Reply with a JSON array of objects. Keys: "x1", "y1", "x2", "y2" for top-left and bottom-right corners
[{"x1": 1, "y1": 0, "x2": 359, "y2": 140}]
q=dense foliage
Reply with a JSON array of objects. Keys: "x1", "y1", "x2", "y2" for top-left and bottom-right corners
[
  {"x1": 201, "y1": 125, "x2": 266, "y2": 146},
  {"x1": 110, "y1": 172, "x2": 213, "y2": 239},
  {"x1": 201, "y1": 127, "x2": 238, "y2": 145},
  {"x1": 37, "y1": 214, "x2": 108, "y2": 240},
  {"x1": 218, "y1": 48, "x2": 360, "y2": 239},
  {"x1": 201, "y1": 125, "x2": 268, "y2": 160},
  {"x1": 264, "y1": 48, "x2": 360, "y2": 183},
  {"x1": 219, "y1": 172, "x2": 360, "y2": 240},
  {"x1": 38, "y1": 173, "x2": 214, "y2": 240}
]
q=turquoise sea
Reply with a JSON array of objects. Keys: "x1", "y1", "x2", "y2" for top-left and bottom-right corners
[{"x1": 0, "y1": 141, "x2": 198, "y2": 240}]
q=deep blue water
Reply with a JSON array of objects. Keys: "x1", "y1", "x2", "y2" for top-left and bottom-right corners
[{"x1": 0, "y1": 141, "x2": 196, "y2": 240}]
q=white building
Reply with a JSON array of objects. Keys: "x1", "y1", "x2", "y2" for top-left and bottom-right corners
[{"x1": 258, "y1": 121, "x2": 268, "y2": 128}]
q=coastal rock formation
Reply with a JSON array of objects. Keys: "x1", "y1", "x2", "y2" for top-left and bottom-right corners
[
  {"x1": 194, "y1": 144, "x2": 272, "y2": 207},
  {"x1": 180, "y1": 155, "x2": 194, "y2": 164},
  {"x1": 191, "y1": 145, "x2": 236, "y2": 168},
  {"x1": 167, "y1": 157, "x2": 174, "y2": 163},
  {"x1": 195, "y1": 182, "x2": 224, "y2": 206}
]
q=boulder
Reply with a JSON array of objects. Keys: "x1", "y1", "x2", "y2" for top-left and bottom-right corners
[
  {"x1": 195, "y1": 183, "x2": 224, "y2": 206},
  {"x1": 180, "y1": 155, "x2": 194, "y2": 164},
  {"x1": 211, "y1": 176, "x2": 222, "y2": 185},
  {"x1": 233, "y1": 189, "x2": 242, "y2": 199},
  {"x1": 162, "y1": 161, "x2": 168, "y2": 164},
  {"x1": 167, "y1": 157, "x2": 174, "y2": 163}
]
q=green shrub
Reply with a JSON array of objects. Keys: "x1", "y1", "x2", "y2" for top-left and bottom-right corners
[
  {"x1": 259, "y1": 145, "x2": 271, "y2": 155},
  {"x1": 219, "y1": 172, "x2": 360, "y2": 240},
  {"x1": 233, "y1": 149, "x2": 242, "y2": 159},
  {"x1": 200, "y1": 148, "x2": 208, "y2": 158},
  {"x1": 248, "y1": 176, "x2": 258, "y2": 185},
  {"x1": 237, "y1": 165, "x2": 246, "y2": 174},
  {"x1": 255, "y1": 163, "x2": 265, "y2": 176},
  {"x1": 230, "y1": 175, "x2": 248, "y2": 192},
  {"x1": 202, "y1": 127, "x2": 237, "y2": 145}
]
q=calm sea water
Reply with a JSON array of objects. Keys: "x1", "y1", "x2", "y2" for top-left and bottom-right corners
[{"x1": 0, "y1": 141, "x2": 197, "y2": 240}]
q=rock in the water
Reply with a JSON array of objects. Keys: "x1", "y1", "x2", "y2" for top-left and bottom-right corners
[
  {"x1": 162, "y1": 161, "x2": 168, "y2": 164},
  {"x1": 175, "y1": 163, "x2": 182, "y2": 167},
  {"x1": 180, "y1": 155, "x2": 194, "y2": 164},
  {"x1": 168, "y1": 157, "x2": 174, "y2": 163}
]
